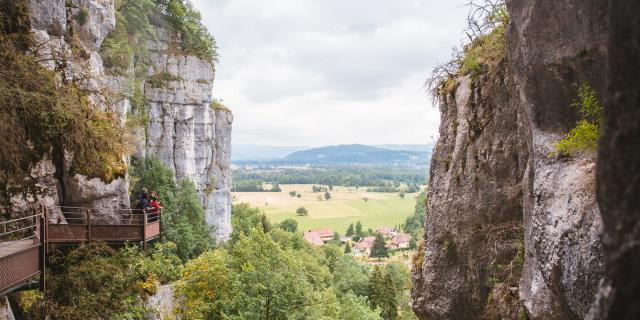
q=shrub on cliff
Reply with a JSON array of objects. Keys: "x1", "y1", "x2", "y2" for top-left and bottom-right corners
[
  {"x1": 131, "y1": 156, "x2": 213, "y2": 260},
  {"x1": 42, "y1": 242, "x2": 182, "y2": 319},
  {"x1": 0, "y1": 0, "x2": 127, "y2": 205},
  {"x1": 554, "y1": 84, "x2": 603, "y2": 156}
]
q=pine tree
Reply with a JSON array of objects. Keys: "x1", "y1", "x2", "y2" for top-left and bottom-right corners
[
  {"x1": 344, "y1": 242, "x2": 352, "y2": 254},
  {"x1": 381, "y1": 272, "x2": 398, "y2": 320},
  {"x1": 346, "y1": 223, "x2": 355, "y2": 237},
  {"x1": 368, "y1": 266, "x2": 386, "y2": 312},
  {"x1": 355, "y1": 221, "x2": 363, "y2": 237},
  {"x1": 370, "y1": 233, "x2": 389, "y2": 261}
]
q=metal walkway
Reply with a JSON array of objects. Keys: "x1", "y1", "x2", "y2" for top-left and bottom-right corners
[{"x1": 0, "y1": 206, "x2": 161, "y2": 295}]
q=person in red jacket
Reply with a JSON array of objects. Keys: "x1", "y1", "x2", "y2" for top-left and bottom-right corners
[{"x1": 148, "y1": 191, "x2": 162, "y2": 222}]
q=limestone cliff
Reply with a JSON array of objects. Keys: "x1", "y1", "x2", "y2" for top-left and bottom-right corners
[
  {"x1": 17, "y1": 0, "x2": 232, "y2": 240},
  {"x1": 142, "y1": 28, "x2": 233, "y2": 240},
  {"x1": 412, "y1": 0, "x2": 607, "y2": 319}
]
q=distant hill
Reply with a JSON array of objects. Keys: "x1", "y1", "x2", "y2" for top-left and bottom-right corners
[
  {"x1": 232, "y1": 144, "x2": 310, "y2": 161},
  {"x1": 375, "y1": 144, "x2": 433, "y2": 153},
  {"x1": 283, "y1": 144, "x2": 428, "y2": 166}
]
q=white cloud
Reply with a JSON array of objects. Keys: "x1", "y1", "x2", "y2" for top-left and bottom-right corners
[{"x1": 191, "y1": 0, "x2": 469, "y2": 146}]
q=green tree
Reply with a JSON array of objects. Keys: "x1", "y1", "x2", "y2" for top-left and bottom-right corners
[
  {"x1": 169, "y1": 179, "x2": 212, "y2": 260},
  {"x1": 329, "y1": 185, "x2": 334, "y2": 191},
  {"x1": 325, "y1": 191, "x2": 332, "y2": 200},
  {"x1": 279, "y1": 218, "x2": 298, "y2": 233},
  {"x1": 344, "y1": 242, "x2": 352, "y2": 254},
  {"x1": 339, "y1": 293, "x2": 383, "y2": 320},
  {"x1": 229, "y1": 229, "x2": 315, "y2": 319},
  {"x1": 297, "y1": 207, "x2": 309, "y2": 216},
  {"x1": 261, "y1": 213, "x2": 271, "y2": 233},
  {"x1": 346, "y1": 223, "x2": 355, "y2": 237},
  {"x1": 355, "y1": 221, "x2": 364, "y2": 238},
  {"x1": 323, "y1": 244, "x2": 344, "y2": 273},
  {"x1": 174, "y1": 250, "x2": 232, "y2": 319},
  {"x1": 409, "y1": 237, "x2": 417, "y2": 250},
  {"x1": 332, "y1": 256, "x2": 371, "y2": 298},
  {"x1": 230, "y1": 203, "x2": 262, "y2": 243},
  {"x1": 368, "y1": 266, "x2": 399, "y2": 320},
  {"x1": 370, "y1": 233, "x2": 389, "y2": 261},
  {"x1": 381, "y1": 272, "x2": 399, "y2": 320},
  {"x1": 131, "y1": 157, "x2": 212, "y2": 260},
  {"x1": 399, "y1": 191, "x2": 406, "y2": 199},
  {"x1": 289, "y1": 190, "x2": 297, "y2": 197}
]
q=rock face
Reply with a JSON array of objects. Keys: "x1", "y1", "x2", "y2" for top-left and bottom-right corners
[
  {"x1": 20, "y1": 0, "x2": 233, "y2": 239},
  {"x1": 413, "y1": 1, "x2": 607, "y2": 319},
  {"x1": 0, "y1": 296, "x2": 15, "y2": 320},
  {"x1": 590, "y1": 1, "x2": 640, "y2": 319},
  {"x1": 507, "y1": 1, "x2": 607, "y2": 318},
  {"x1": 412, "y1": 65, "x2": 528, "y2": 319},
  {"x1": 26, "y1": 0, "x2": 129, "y2": 217},
  {"x1": 143, "y1": 28, "x2": 233, "y2": 241},
  {"x1": 146, "y1": 284, "x2": 178, "y2": 320}
]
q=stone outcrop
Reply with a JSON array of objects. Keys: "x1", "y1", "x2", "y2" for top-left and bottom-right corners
[
  {"x1": 412, "y1": 68, "x2": 528, "y2": 320},
  {"x1": 25, "y1": 0, "x2": 129, "y2": 217},
  {"x1": 17, "y1": 0, "x2": 233, "y2": 239},
  {"x1": 142, "y1": 28, "x2": 233, "y2": 241},
  {"x1": 413, "y1": 1, "x2": 608, "y2": 319},
  {"x1": 507, "y1": 1, "x2": 607, "y2": 318},
  {"x1": 0, "y1": 296, "x2": 15, "y2": 320},
  {"x1": 146, "y1": 284, "x2": 178, "y2": 320},
  {"x1": 589, "y1": 1, "x2": 640, "y2": 319}
]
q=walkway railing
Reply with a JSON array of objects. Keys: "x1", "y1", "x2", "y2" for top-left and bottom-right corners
[
  {"x1": 47, "y1": 207, "x2": 161, "y2": 248},
  {"x1": 0, "y1": 208, "x2": 45, "y2": 295},
  {"x1": 0, "y1": 205, "x2": 162, "y2": 296}
]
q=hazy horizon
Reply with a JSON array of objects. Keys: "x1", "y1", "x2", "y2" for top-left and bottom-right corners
[{"x1": 191, "y1": 0, "x2": 468, "y2": 146}]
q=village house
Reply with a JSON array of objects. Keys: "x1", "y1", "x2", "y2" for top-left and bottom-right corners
[
  {"x1": 390, "y1": 233, "x2": 412, "y2": 249},
  {"x1": 353, "y1": 236, "x2": 376, "y2": 256},
  {"x1": 376, "y1": 226, "x2": 397, "y2": 238},
  {"x1": 303, "y1": 231, "x2": 324, "y2": 246},
  {"x1": 303, "y1": 228, "x2": 334, "y2": 246}
]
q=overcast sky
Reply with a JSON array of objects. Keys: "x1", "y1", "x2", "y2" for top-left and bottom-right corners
[{"x1": 191, "y1": 0, "x2": 469, "y2": 147}]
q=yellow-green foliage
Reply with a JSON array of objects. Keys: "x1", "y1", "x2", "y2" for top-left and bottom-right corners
[
  {"x1": 554, "y1": 84, "x2": 603, "y2": 156},
  {"x1": 42, "y1": 242, "x2": 182, "y2": 319},
  {"x1": 460, "y1": 10, "x2": 508, "y2": 78},
  {"x1": 174, "y1": 250, "x2": 232, "y2": 319},
  {"x1": 0, "y1": 0, "x2": 127, "y2": 202},
  {"x1": 158, "y1": 0, "x2": 219, "y2": 62},
  {"x1": 210, "y1": 98, "x2": 230, "y2": 112},
  {"x1": 147, "y1": 71, "x2": 183, "y2": 88}
]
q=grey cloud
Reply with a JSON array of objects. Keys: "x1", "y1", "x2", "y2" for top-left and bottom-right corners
[{"x1": 192, "y1": 0, "x2": 469, "y2": 145}]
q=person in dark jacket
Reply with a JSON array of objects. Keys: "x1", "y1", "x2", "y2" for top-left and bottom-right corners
[{"x1": 137, "y1": 188, "x2": 150, "y2": 210}]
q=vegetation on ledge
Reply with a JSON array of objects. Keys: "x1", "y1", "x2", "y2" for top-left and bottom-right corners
[
  {"x1": 428, "y1": 1, "x2": 508, "y2": 98},
  {"x1": 554, "y1": 84, "x2": 603, "y2": 157},
  {"x1": 0, "y1": 0, "x2": 127, "y2": 205}
]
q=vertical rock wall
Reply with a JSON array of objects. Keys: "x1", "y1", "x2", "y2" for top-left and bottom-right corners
[
  {"x1": 507, "y1": 1, "x2": 606, "y2": 318},
  {"x1": 412, "y1": 65, "x2": 528, "y2": 319},
  {"x1": 26, "y1": 0, "x2": 130, "y2": 217},
  {"x1": 590, "y1": 1, "x2": 640, "y2": 319},
  {"x1": 413, "y1": 1, "x2": 608, "y2": 319},
  {"x1": 143, "y1": 28, "x2": 233, "y2": 241}
]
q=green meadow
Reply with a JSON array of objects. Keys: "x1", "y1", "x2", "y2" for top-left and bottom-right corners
[{"x1": 232, "y1": 184, "x2": 418, "y2": 233}]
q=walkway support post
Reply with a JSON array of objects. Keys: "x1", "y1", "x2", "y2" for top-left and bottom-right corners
[
  {"x1": 87, "y1": 209, "x2": 92, "y2": 242},
  {"x1": 39, "y1": 205, "x2": 46, "y2": 292},
  {"x1": 142, "y1": 210, "x2": 147, "y2": 250}
]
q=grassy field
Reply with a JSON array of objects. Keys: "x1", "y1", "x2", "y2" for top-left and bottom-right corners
[{"x1": 232, "y1": 184, "x2": 419, "y2": 233}]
